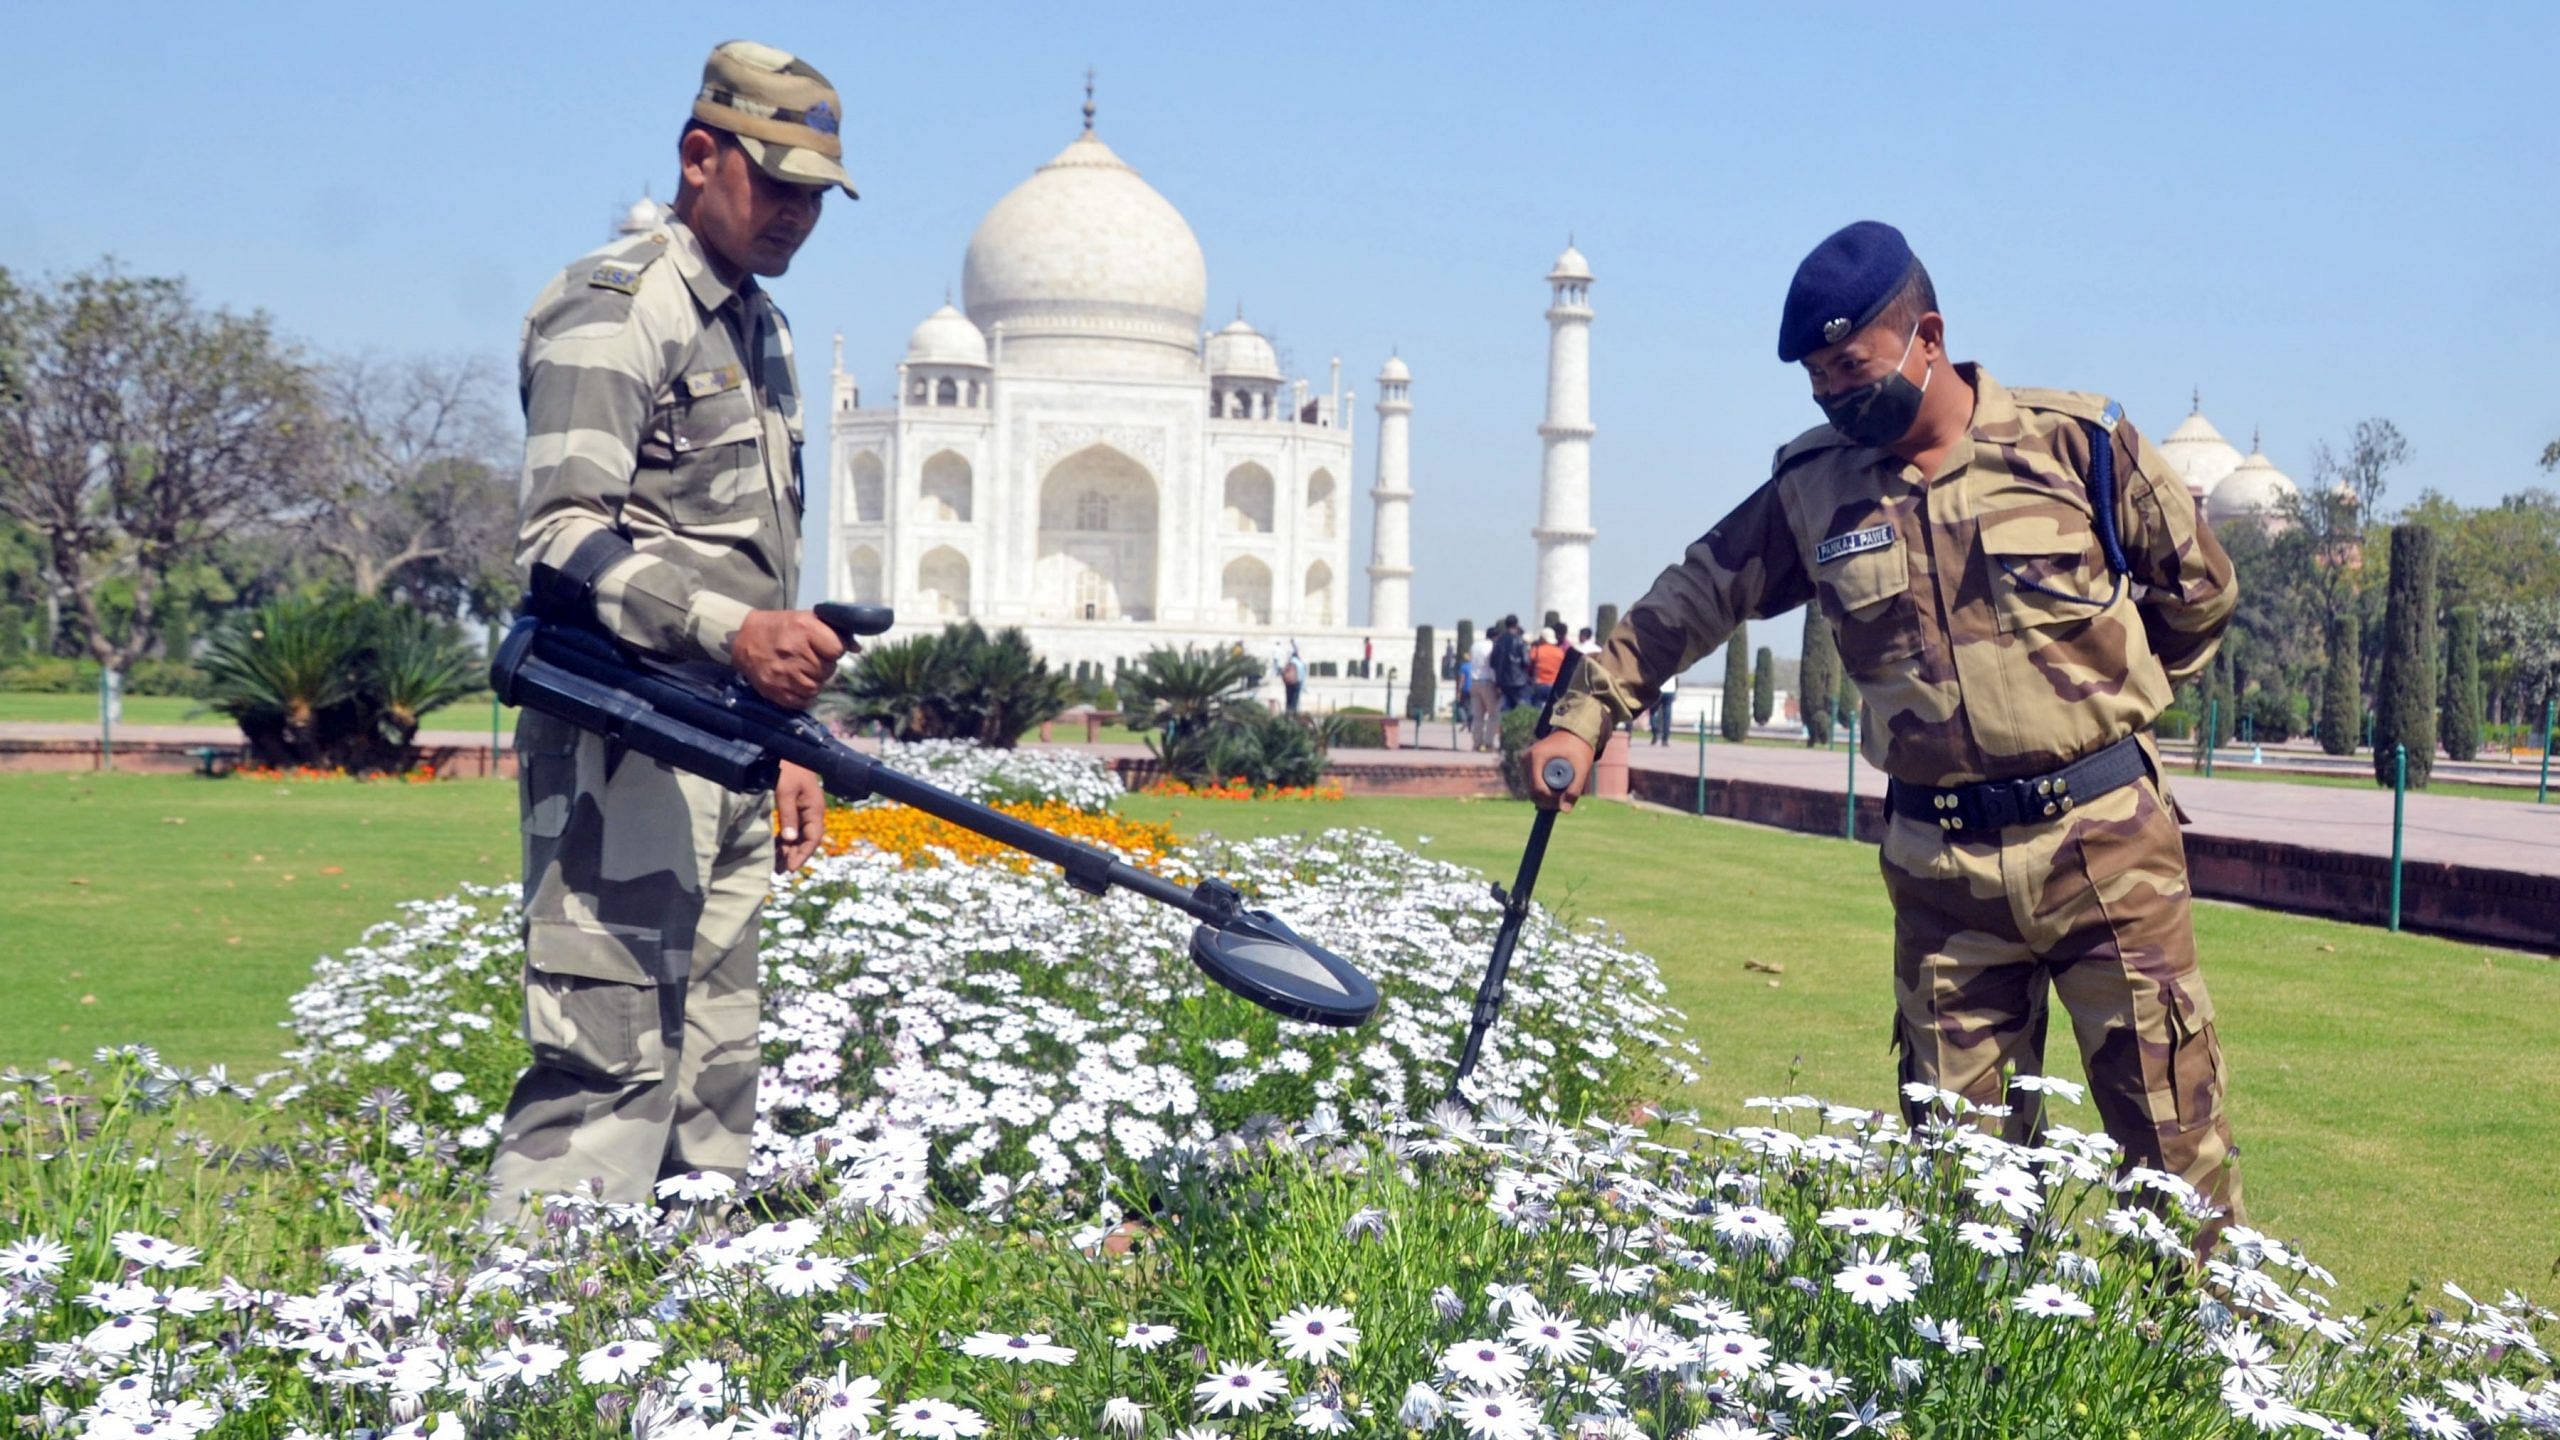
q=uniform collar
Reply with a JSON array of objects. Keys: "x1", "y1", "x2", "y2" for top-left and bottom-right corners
[
  {"x1": 662, "y1": 217, "x2": 749, "y2": 315},
  {"x1": 1960, "y1": 364, "x2": 2023, "y2": 443}
]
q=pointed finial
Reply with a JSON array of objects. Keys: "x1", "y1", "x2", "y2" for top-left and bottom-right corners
[
  {"x1": 2191, "y1": 385, "x2": 2201, "y2": 414},
  {"x1": 2252, "y1": 426, "x2": 2262, "y2": 453},
  {"x1": 1082, "y1": 67, "x2": 1096, "y2": 133},
  {"x1": 1235, "y1": 299, "x2": 1245, "y2": 322},
  {"x1": 945, "y1": 283, "x2": 954, "y2": 306}
]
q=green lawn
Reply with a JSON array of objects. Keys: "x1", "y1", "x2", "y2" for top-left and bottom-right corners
[
  {"x1": 0, "y1": 772, "x2": 519, "y2": 1074},
  {"x1": 2173, "y1": 760, "x2": 2548, "y2": 804},
  {"x1": 0, "y1": 690, "x2": 517, "y2": 734},
  {"x1": 1118, "y1": 792, "x2": 2560, "y2": 1309},
  {"x1": 6, "y1": 770, "x2": 2551, "y2": 1307}
]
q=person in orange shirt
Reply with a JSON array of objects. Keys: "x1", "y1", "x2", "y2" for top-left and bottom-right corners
[{"x1": 1526, "y1": 620, "x2": 1569, "y2": 705}]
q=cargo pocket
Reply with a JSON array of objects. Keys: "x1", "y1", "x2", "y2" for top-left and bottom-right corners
[
  {"x1": 1817, "y1": 541, "x2": 1923, "y2": 675},
  {"x1": 522, "y1": 920, "x2": 670, "y2": 1086},
  {"x1": 518, "y1": 736, "x2": 579, "y2": 839},
  {"x1": 2162, "y1": 987, "x2": 2222, "y2": 1132},
  {"x1": 658, "y1": 389, "x2": 762, "y2": 524}
]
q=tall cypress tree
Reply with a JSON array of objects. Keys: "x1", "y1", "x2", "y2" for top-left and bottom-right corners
[
  {"x1": 2373, "y1": 523, "x2": 2439, "y2": 787},
  {"x1": 1406, "y1": 625, "x2": 1435, "y2": 722},
  {"x1": 1751, "y1": 646, "x2": 1776, "y2": 725},
  {"x1": 1799, "y1": 605, "x2": 1836, "y2": 745},
  {"x1": 2442, "y1": 604, "x2": 2482, "y2": 763},
  {"x1": 2316, "y1": 614, "x2": 2359, "y2": 756},
  {"x1": 1594, "y1": 603, "x2": 1619, "y2": 644},
  {"x1": 1721, "y1": 623, "x2": 1751, "y2": 742}
]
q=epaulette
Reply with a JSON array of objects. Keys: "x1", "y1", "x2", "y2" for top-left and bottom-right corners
[
  {"x1": 1770, "y1": 423, "x2": 1856, "y2": 478},
  {"x1": 2007, "y1": 387, "x2": 2123, "y2": 432},
  {"x1": 583, "y1": 237, "x2": 668, "y2": 297}
]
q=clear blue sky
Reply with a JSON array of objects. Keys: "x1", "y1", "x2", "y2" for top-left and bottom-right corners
[{"x1": 6, "y1": 3, "x2": 2554, "y2": 660}]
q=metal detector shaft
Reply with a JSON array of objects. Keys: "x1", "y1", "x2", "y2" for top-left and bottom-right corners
[{"x1": 1445, "y1": 648, "x2": 1593, "y2": 1102}]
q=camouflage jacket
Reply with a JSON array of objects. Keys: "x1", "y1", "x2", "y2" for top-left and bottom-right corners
[
  {"x1": 515, "y1": 217, "x2": 805, "y2": 668},
  {"x1": 1551, "y1": 367, "x2": 2237, "y2": 787}
]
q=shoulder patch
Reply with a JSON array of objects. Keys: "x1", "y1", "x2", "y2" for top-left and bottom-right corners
[
  {"x1": 2098, "y1": 399, "x2": 2123, "y2": 433},
  {"x1": 2006, "y1": 386, "x2": 2110, "y2": 423},
  {"x1": 588, "y1": 263, "x2": 645, "y2": 295}
]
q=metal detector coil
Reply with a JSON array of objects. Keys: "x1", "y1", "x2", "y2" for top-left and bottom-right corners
[{"x1": 494, "y1": 579, "x2": 1380, "y2": 1029}]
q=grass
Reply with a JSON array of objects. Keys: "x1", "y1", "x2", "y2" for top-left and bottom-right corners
[
  {"x1": 0, "y1": 689, "x2": 517, "y2": 733},
  {"x1": 2175, "y1": 761, "x2": 2549, "y2": 804},
  {"x1": 0, "y1": 771, "x2": 518, "y2": 1075},
  {"x1": 8, "y1": 769, "x2": 2552, "y2": 1308},
  {"x1": 1117, "y1": 791, "x2": 2560, "y2": 1310}
]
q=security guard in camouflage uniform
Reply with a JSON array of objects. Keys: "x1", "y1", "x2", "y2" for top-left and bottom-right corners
[
  {"x1": 1530, "y1": 221, "x2": 2245, "y2": 1223},
  {"x1": 486, "y1": 41, "x2": 860, "y2": 1229}
]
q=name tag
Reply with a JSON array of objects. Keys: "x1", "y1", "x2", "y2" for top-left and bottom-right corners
[
  {"x1": 683, "y1": 365, "x2": 746, "y2": 399},
  {"x1": 1816, "y1": 524, "x2": 1895, "y2": 565}
]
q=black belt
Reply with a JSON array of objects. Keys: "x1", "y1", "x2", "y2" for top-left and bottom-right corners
[{"x1": 1887, "y1": 735, "x2": 2148, "y2": 835}]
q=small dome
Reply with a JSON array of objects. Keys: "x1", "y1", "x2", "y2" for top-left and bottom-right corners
[
  {"x1": 961, "y1": 132, "x2": 1208, "y2": 363},
  {"x1": 905, "y1": 303, "x2": 989, "y2": 367},
  {"x1": 617, "y1": 194, "x2": 671, "y2": 237},
  {"x1": 2207, "y1": 443, "x2": 2299, "y2": 528},
  {"x1": 1377, "y1": 354, "x2": 1410, "y2": 383},
  {"x1": 1548, "y1": 244, "x2": 1593, "y2": 282},
  {"x1": 2159, "y1": 409, "x2": 2245, "y2": 496},
  {"x1": 1206, "y1": 316, "x2": 1279, "y2": 380}
]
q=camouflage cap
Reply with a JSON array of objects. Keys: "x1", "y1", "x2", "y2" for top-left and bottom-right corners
[{"x1": 692, "y1": 40, "x2": 858, "y2": 199}]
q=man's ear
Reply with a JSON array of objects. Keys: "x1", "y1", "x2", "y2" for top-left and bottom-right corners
[
  {"x1": 678, "y1": 127, "x2": 721, "y2": 192},
  {"x1": 1917, "y1": 312, "x2": 1946, "y2": 359}
]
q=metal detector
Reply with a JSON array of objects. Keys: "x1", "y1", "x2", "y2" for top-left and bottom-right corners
[
  {"x1": 491, "y1": 577, "x2": 1380, "y2": 1029},
  {"x1": 1445, "y1": 648, "x2": 1595, "y2": 1103}
]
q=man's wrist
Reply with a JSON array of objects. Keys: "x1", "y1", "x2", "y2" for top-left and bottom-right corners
[{"x1": 687, "y1": 592, "x2": 757, "y2": 667}]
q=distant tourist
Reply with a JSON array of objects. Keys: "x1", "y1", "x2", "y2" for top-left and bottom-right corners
[
  {"x1": 1575, "y1": 626, "x2": 1602, "y2": 656},
  {"x1": 1526, "y1": 621, "x2": 1568, "y2": 706},
  {"x1": 1281, "y1": 640, "x2": 1304, "y2": 715},
  {"x1": 1467, "y1": 620, "x2": 1501, "y2": 747},
  {"x1": 1650, "y1": 675, "x2": 1678, "y2": 745},
  {"x1": 1491, "y1": 614, "x2": 1532, "y2": 713}
]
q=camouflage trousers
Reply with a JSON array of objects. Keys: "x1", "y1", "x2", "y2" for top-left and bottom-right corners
[
  {"x1": 1879, "y1": 765, "x2": 2243, "y2": 1222},
  {"x1": 485, "y1": 711, "x2": 772, "y2": 1231}
]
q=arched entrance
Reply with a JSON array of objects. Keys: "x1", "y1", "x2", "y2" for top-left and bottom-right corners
[
  {"x1": 1221, "y1": 555, "x2": 1273, "y2": 626},
  {"x1": 1036, "y1": 445, "x2": 1158, "y2": 622}
]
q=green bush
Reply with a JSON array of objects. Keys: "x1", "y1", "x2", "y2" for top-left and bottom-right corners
[
  {"x1": 1156, "y1": 701, "x2": 1327, "y2": 789},
  {"x1": 2317, "y1": 614, "x2": 2360, "y2": 756},
  {"x1": 822, "y1": 621, "x2": 1073, "y2": 747},
  {"x1": 1497, "y1": 703, "x2": 1542, "y2": 798},
  {"x1": 2443, "y1": 605, "x2": 2483, "y2": 762},
  {"x1": 1721, "y1": 623, "x2": 1751, "y2": 742},
  {"x1": 2242, "y1": 687, "x2": 2303, "y2": 744},
  {"x1": 199, "y1": 592, "x2": 479, "y2": 771},
  {"x1": 1325, "y1": 704, "x2": 1389, "y2": 750},
  {"x1": 2153, "y1": 706, "x2": 2195, "y2": 742},
  {"x1": 0, "y1": 657, "x2": 90, "y2": 693}
]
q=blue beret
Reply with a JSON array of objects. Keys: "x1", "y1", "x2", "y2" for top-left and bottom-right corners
[{"x1": 1777, "y1": 220, "x2": 1917, "y2": 363}]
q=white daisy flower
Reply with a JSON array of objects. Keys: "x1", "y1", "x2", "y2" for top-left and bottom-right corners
[
  {"x1": 1441, "y1": 1339, "x2": 1529, "y2": 1389},
  {"x1": 766, "y1": 1254, "x2": 852, "y2": 1299},
  {"x1": 1772, "y1": 1363, "x2": 1846, "y2": 1405},
  {"x1": 1102, "y1": 1397, "x2": 1147, "y2": 1439},
  {"x1": 0, "y1": 1234, "x2": 71, "y2": 1281},
  {"x1": 1269, "y1": 1304, "x2": 1360, "y2": 1364},
  {"x1": 656, "y1": 1170, "x2": 738, "y2": 1203},
  {"x1": 1195, "y1": 1360, "x2": 1289, "y2": 1416},
  {"x1": 575, "y1": 1338, "x2": 663, "y2": 1386},
  {"x1": 109, "y1": 1232, "x2": 202, "y2": 1272},
  {"x1": 959, "y1": 1331, "x2": 1075, "y2": 1365},
  {"x1": 1117, "y1": 1322, "x2": 1180, "y2": 1352},
  {"x1": 1964, "y1": 1166, "x2": 2043, "y2": 1219},
  {"x1": 2008, "y1": 1073, "x2": 2086, "y2": 1103},
  {"x1": 2224, "y1": 1388, "x2": 2308, "y2": 1432},
  {"x1": 888, "y1": 1399, "x2": 988, "y2": 1440},
  {"x1": 2396, "y1": 1395, "x2": 2470, "y2": 1440},
  {"x1": 1708, "y1": 1205, "x2": 1793, "y2": 1255},
  {"x1": 813, "y1": 1366, "x2": 884, "y2": 1439},
  {"x1": 1832, "y1": 1257, "x2": 1918, "y2": 1312},
  {"x1": 474, "y1": 1342, "x2": 568, "y2": 1389},
  {"x1": 1957, "y1": 1222, "x2": 2022, "y2": 1257},
  {"x1": 1506, "y1": 1309, "x2": 1591, "y2": 1365},
  {"x1": 2012, "y1": 1283, "x2": 2094, "y2": 1320},
  {"x1": 1451, "y1": 1390, "x2": 1537, "y2": 1440},
  {"x1": 1699, "y1": 1330, "x2": 1771, "y2": 1378},
  {"x1": 1291, "y1": 1391, "x2": 1354, "y2": 1435},
  {"x1": 82, "y1": 1313, "x2": 158, "y2": 1355}
]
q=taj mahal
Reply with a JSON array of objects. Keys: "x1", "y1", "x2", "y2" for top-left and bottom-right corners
[{"x1": 798, "y1": 96, "x2": 1600, "y2": 704}]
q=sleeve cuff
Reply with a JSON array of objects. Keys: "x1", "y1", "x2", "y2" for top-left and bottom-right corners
[
  {"x1": 686, "y1": 591, "x2": 756, "y2": 667},
  {"x1": 1546, "y1": 694, "x2": 1614, "y2": 751}
]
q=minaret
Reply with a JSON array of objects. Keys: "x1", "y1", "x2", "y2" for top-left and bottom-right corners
[
  {"x1": 1367, "y1": 353, "x2": 1415, "y2": 632},
  {"x1": 1533, "y1": 242, "x2": 1596, "y2": 632}
]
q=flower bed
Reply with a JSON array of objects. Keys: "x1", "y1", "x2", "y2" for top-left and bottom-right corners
[
  {"x1": 1140, "y1": 778, "x2": 1346, "y2": 803},
  {"x1": 1, "y1": 745, "x2": 2553, "y2": 1435}
]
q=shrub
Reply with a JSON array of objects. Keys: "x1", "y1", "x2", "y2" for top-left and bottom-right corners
[
  {"x1": 1800, "y1": 605, "x2": 1837, "y2": 745},
  {"x1": 2318, "y1": 613, "x2": 2361, "y2": 756},
  {"x1": 1118, "y1": 646, "x2": 1261, "y2": 744},
  {"x1": 2374, "y1": 524, "x2": 2439, "y2": 786},
  {"x1": 2444, "y1": 604, "x2": 2483, "y2": 762},
  {"x1": 1497, "y1": 703, "x2": 1542, "y2": 798},
  {"x1": 1156, "y1": 701, "x2": 1328, "y2": 790},
  {"x1": 1752, "y1": 644, "x2": 1776, "y2": 725},
  {"x1": 198, "y1": 591, "x2": 479, "y2": 771},
  {"x1": 1721, "y1": 623, "x2": 1751, "y2": 742},
  {"x1": 823, "y1": 622, "x2": 1073, "y2": 748},
  {"x1": 1, "y1": 656, "x2": 212, "y2": 696},
  {"x1": 2242, "y1": 686, "x2": 2303, "y2": 744},
  {"x1": 2153, "y1": 706, "x2": 2195, "y2": 741}
]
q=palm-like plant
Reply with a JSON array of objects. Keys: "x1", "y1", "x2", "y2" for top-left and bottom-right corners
[
  {"x1": 1119, "y1": 647, "x2": 1262, "y2": 744},
  {"x1": 821, "y1": 623, "x2": 1076, "y2": 748},
  {"x1": 368, "y1": 607, "x2": 480, "y2": 749},
  {"x1": 200, "y1": 594, "x2": 371, "y2": 763},
  {"x1": 822, "y1": 630, "x2": 957, "y2": 741}
]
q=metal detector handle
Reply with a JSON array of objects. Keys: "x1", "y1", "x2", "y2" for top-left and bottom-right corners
[
  {"x1": 814, "y1": 602, "x2": 896, "y2": 646},
  {"x1": 1531, "y1": 647, "x2": 1591, "y2": 797}
]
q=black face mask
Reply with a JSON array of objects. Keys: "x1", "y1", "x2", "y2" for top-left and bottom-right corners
[{"x1": 1816, "y1": 325, "x2": 1931, "y2": 447}]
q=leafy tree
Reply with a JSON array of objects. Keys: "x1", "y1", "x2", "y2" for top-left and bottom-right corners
[
  {"x1": 2373, "y1": 524, "x2": 2439, "y2": 787},
  {"x1": 2316, "y1": 614, "x2": 2360, "y2": 756},
  {"x1": 1799, "y1": 606, "x2": 1836, "y2": 745},
  {"x1": 1454, "y1": 618, "x2": 1475, "y2": 671},
  {"x1": 1406, "y1": 625, "x2": 1434, "y2": 721},
  {"x1": 822, "y1": 622, "x2": 1071, "y2": 747},
  {"x1": 0, "y1": 263, "x2": 323, "y2": 675},
  {"x1": 1720, "y1": 623, "x2": 1750, "y2": 742},
  {"x1": 298, "y1": 354, "x2": 515, "y2": 616},
  {"x1": 2442, "y1": 605, "x2": 2482, "y2": 762},
  {"x1": 1751, "y1": 646, "x2": 1775, "y2": 725}
]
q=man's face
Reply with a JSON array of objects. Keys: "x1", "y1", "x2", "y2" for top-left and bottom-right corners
[
  {"x1": 1800, "y1": 315, "x2": 1937, "y2": 399},
  {"x1": 680, "y1": 130, "x2": 825, "y2": 278}
]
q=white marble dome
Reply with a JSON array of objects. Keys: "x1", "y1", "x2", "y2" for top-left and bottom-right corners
[
  {"x1": 1548, "y1": 244, "x2": 1593, "y2": 282},
  {"x1": 1205, "y1": 316, "x2": 1279, "y2": 379},
  {"x1": 962, "y1": 131, "x2": 1208, "y2": 370},
  {"x1": 2159, "y1": 408, "x2": 2244, "y2": 496},
  {"x1": 2207, "y1": 443, "x2": 2299, "y2": 528},
  {"x1": 905, "y1": 303, "x2": 988, "y2": 367},
  {"x1": 617, "y1": 194, "x2": 671, "y2": 237},
  {"x1": 1378, "y1": 354, "x2": 1411, "y2": 383}
]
